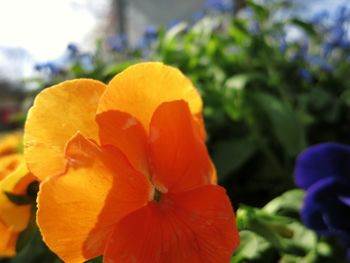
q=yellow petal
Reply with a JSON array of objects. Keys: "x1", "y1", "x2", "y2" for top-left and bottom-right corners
[
  {"x1": 1, "y1": 160, "x2": 36, "y2": 195},
  {"x1": 24, "y1": 79, "x2": 106, "y2": 180},
  {"x1": 0, "y1": 132, "x2": 22, "y2": 157},
  {"x1": 97, "y1": 62, "x2": 203, "y2": 132},
  {"x1": 37, "y1": 133, "x2": 152, "y2": 262},
  {"x1": 0, "y1": 157, "x2": 33, "y2": 232},
  {"x1": 0, "y1": 154, "x2": 22, "y2": 181}
]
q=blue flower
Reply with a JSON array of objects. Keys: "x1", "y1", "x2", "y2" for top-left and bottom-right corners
[
  {"x1": 67, "y1": 43, "x2": 79, "y2": 57},
  {"x1": 321, "y1": 6, "x2": 350, "y2": 56},
  {"x1": 144, "y1": 26, "x2": 158, "y2": 42},
  {"x1": 294, "y1": 143, "x2": 350, "y2": 259},
  {"x1": 192, "y1": 11, "x2": 205, "y2": 22},
  {"x1": 323, "y1": 42, "x2": 335, "y2": 57},
  {"x1": 137, "y1": 26, "x2": 158, "y2": 52},
  {"x1": 107, "y1": 34, "x2": 128, "y2": 52},
  {"x1": 34, "y1": 62, "x2": 62, "y2": 74},
  {"x1": 167, "y1": 19, "x2": 181, "y2": 29},
  {"x1": 203, "y1": 0, "x2": 233, "y2": 13},
  {"x1": 79, "y1": 54, "x2": 94, "y2": 72},
  {"x1": 278, "y1": 38, "x2": 287, "y2": 53},
  {"x1": 290, "y1": 39, "x2": 309, "y2": 61},
  {"x1": 335, "y1": 5, "x2": 350, "y2": 24},
  {"x1": 248, "y1": 21, "x2": 260, "y2": 35},
  {"x1": 298, "y1": 69, "x2": 312, "y2": 82},
  {"x1": 306, "y1": 55, "x2": 333, "y2": 72},
  {"x1": 311, "y1": 10, "x2": 329, "y2": 25}
]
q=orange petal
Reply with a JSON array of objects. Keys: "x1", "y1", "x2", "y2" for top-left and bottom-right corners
[
  {"x1": 24, "y1": 79, "x2": 106, "y2": 181},
  {"x1": 193, "y1": 113, "x2": 207, "y2": 141},
  {"x1": 37, "y1": 133, "x2": 152, "y2": 262},
  {"x1": 148, "y1": 100, "x2": 213, "y2": 193},
  {"x1": 97, "y1": 62, "x2": 203, "y2": 132},
  {"x1": 0, "y1": 221, "x2": 18, "y2": 257},
  {"x1": 0, "y1": 156, "x2": 33, "y2": 232},
  {"x1": 96, "y1": 110, "x2": 149, "y2": 176},
  {"x1": 104, "y1": 185, "x2": 240, "y2": 263},
  {"x1": 209, "y1": 159, "x2": 218, "y2": 184}
]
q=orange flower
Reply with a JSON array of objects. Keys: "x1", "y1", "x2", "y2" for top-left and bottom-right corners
[
  {"x1": 0, "y1": 133, "x2": 35, "y2": 257},
  {"x1": 24, "y1": 62, "x2": 239, "y2": 262}
]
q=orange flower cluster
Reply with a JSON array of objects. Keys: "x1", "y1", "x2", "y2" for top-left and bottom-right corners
[
  {"x1": 0, "y1": 133, "x2": 35, "y2": 257},
  {"x1": 23, "y1": 62, "x2": 239, "y2": 262}
]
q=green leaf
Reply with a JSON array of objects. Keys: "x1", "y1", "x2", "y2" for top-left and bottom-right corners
[
  {"x1": 102, "y1": 61, "x2": 136, "y2": 79},
  {"x1": 252, "y1": 92, "x2": 306, "y2": 156},
  {"x1": 237, "y1": 205, "x2": 317, "y2": 257},
  {"x1": 212, "y1": 137, "x2": 258, "y2": 180},
  {"x1": 163, "y1": 22, "x2": 188, "y2": 44},
  {"x1": 4, "y1": 192, "x2": 33, "y2": 206},
  {"x1": 4, "y1": 182, "x2": 38, "y2": 206},
  {"x1": 246, "y1": 0, "x2": 269, "y2": 21},
  {"x1": 87, "y1": 256, "x2": 103, "y2": 263},
  {"x1": 263, "y1": 189, "x2": 305, "y2": 218},
  {"x1": 11, "y1": 227, "x2": 61, "y2": 263},
  {"x1": 224, "y1": 73, "x2": 266, "y2": 120},
  {"x1": 225, "y1": 73, "x2": 266, "y2": 91},
  {"x1": 288, "y1": 18, "x2": 317, "y2": 37},
  {"x1": 231, "y1": 231, "x2": 274, "y2": 263}
]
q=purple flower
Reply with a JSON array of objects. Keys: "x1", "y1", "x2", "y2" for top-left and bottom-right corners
[{"x1": 294, "y1": 143, "x2": 350, "y2": 259}]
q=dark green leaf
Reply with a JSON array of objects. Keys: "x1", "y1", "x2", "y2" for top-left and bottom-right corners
[
  {"x1": 212, "y1": 137, "x2": 258, "y2": 180},
  {"x1": 4, "y1": 192, "x2": 33, "y2": 206},
  {"x1": 252, "y1": 92, "x2": 306, "y2": 156}
]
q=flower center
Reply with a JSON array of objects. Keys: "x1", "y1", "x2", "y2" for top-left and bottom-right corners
[{"x1": 153, "y1": 188, "x2": 162, "y2": 202}]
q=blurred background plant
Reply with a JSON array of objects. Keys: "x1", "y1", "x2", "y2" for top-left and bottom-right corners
[{"x1": 1, "y1": 0, "x2": 350, "y2": 262}]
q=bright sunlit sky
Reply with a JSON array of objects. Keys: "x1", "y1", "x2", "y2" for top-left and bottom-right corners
[
  {"x1": 0, "y1": 0, "x2": 348, "y2": 81},
  {"x1": 0, "y1": 0, "x2": 108, "y2": 60}
]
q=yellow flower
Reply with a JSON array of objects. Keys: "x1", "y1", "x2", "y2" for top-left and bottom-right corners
[
  {"x1": 24, "y1": 62, "x2": 239, "y2": 262},
  {"x1": 0, "y1": 134, "x2": 35, "y2": 257}
]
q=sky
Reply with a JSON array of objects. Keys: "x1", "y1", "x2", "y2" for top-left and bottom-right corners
[
  {"x1": 0, "y1": 0, "x2": 109, "y2": 80},
  {"x1": 0, "y1": 0, "x2": 108, "y2": 60}
]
